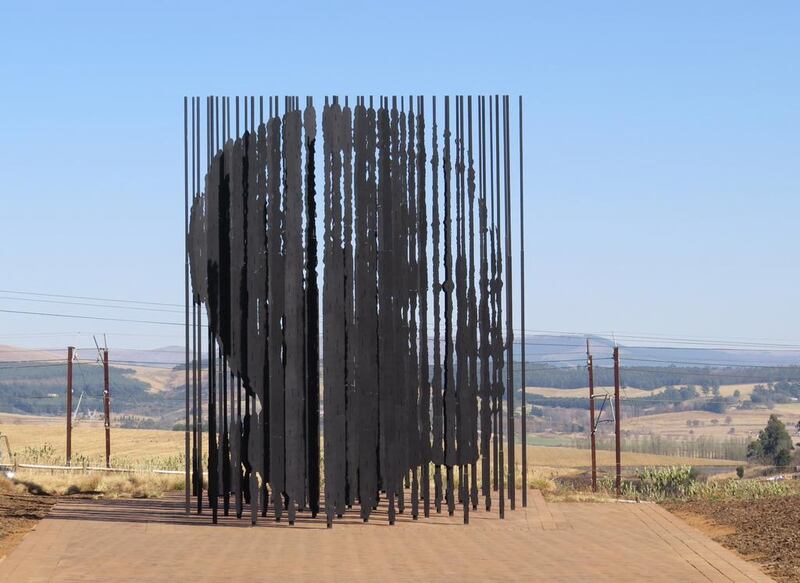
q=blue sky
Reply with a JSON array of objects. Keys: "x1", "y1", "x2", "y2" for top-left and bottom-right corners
[{"x1": 1, "y1": 1, "x2": 798, "y2": 350}]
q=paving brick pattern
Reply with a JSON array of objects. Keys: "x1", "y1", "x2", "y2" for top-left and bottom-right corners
[{"x1": 0, "y1": 491, "x2": 773, "y2": 582}]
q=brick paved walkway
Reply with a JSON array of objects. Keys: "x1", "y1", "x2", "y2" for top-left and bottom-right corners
[{"x1": 0, "y1": 491, "x2": 772, "y2": 582}]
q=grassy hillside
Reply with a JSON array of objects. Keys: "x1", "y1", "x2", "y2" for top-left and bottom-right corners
[
  {"x1": 0, "y1": 362, "x2": 183, "y2": 418},
  {"x1": 0, "y1": 416, "x2": 740, "y2": 472}
]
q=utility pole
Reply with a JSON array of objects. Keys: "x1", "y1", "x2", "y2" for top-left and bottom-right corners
[
  {"x1": 613, "y1": 345, "x2": 621, "y2": 497},
  {"x1": 66, "y1": 346, "x2": 74, "y2": 466},
  {"x1": 587, "y1": 339, "x2": 597, "y2": 492},
  {"x1": 103, "y1": 348, "x2": 111, "y2": 468}
]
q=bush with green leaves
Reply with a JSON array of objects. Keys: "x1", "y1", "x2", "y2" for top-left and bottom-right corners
[
  {"x1": 624, "y1": 466, "x2": 699, "y2": 501},
  {"x1": 693, "y1": 478, "x2": 791, "y2": 500},
  {"x1": 615, "y1": 465, "x2": 791, "y2": 502},
  {"x1": 747, "y1": 414, "x2": 794, "y2": 467}
]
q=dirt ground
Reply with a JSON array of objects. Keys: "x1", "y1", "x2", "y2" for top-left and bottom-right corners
[
  {"x1": 666, "y1": 493, "x2": 800, "y2": 582},
  {"x1": 0, "y1": 484, "x2": 56, "y2": 560},
  {"x1": 0, "y1": 491, "x2": 773, "y2": 582}
]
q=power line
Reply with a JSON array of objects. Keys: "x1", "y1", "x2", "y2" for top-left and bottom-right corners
[
  {"x1": 0, "y1": 332, "x2": 183, "y2": 339},
  {"x1": 0, "y1": 363, "x2": 67, "y2": 371},
  {"x1": 620, "y1": 344, "x2": 800, "y2": 353},
  {"x1": 1, "y1": 353, "x2": 797, "y2": 371},
  {"x1": 0, "y1": 308, "x2": 199, "y2": 327},
  {"x1": 607, "y1": 329, "x2": 800, "y2": 345},
  {"x1": 525, "y1": 328, "x2": 800, "y2": 350},
  {"x1": 0, "y1": 289, "x2": 182, "y2": 308},
  {"x1": 523, "y1": 394, "x2": 756, "y2": 404},
  {"x1": 2, "y1": 304, "x2": 799, "y2": 352},
  {"x1": 619, "y1": 366, "x2": 800, "y2": 381},
  {"x1": 0, "y1": 347, "x2": 196, "y2": 355},
  {"x1": 0, "y1": 359, "x2": 211, "y2": 369},
  {"x1": 622, "y1": 357, "x2": 800, "y2": 369},
  {"x1": 0, "y1": 295, "x2": 184, "y2": 314},
  {"x1": 616, "y1": 337, "x2": 800, "y2": 350},
  {"x1": 0, "y1": 358, "x2": 66, "y2": 363},
  {"x1": 3, "y1": 290, "x2": 799, "y2": 348}
]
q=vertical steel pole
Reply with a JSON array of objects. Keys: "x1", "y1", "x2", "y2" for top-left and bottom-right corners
[
  {"x1": 613, "y1": 345, "x2": 621, "y2": 497},
  {"x1": 196, "y1": 96, "x2": 203, "y2": 514},
  {"x1": 489, "y1": 99, "x2": 498, "y2": 495},
  {"x1": 495, "y1": 95, "x2": 504, "y2": 520},
  {"x1": 198, "y1": 305, "x2": 204, "y2": 513},
  {"x1": 190, "y1": 96, "x2": 198, "y2": 501},
  {"x1": 431, "y1": 95, "x2": 444, "y2": 514},
  {"x1": 66, "y1": 345, "x2": 74, "y2": 466},
  {"x1": 184, "y1": 95, "x2": 191, "y2": 513},
  {"x1": 103, "y1": 349, "x2": 111, "y2": 468},
  {"x1": 587, "y1": 340, "x2": 597, "y2": 492},
  {"x1": 503, "y1": 96, "x2": 514, "y2": 510},
  {"x1": 207, "y1": 95, "x2": 217, "y2": 525},
  {"x1": 518, "y1": 95, "x2": 527, "y2": 507}
]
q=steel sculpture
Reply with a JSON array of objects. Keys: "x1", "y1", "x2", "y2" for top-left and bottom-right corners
[{"x1": 184, "y1": 95, "x2": 527, "y2": 526}]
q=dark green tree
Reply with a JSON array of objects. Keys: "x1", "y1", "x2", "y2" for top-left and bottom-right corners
[{"x1": 747, "y1": 414, "x2": 794, "y2": 466}]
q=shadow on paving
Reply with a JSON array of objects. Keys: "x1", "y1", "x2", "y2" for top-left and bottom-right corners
[{"x1": 47, "y1": 494, "x2": 496, "y2": 530}]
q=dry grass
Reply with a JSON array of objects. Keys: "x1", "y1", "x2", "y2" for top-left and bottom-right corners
[
  {"x1": 0, "y1": 412, "x2": 61, "y2": 426},
  {"x1": 524, "y1": 383, "x2": 764, "y2": 400},
  {"x1": 771, "y1": 402, "x2": 800, "y2": 415},
  {"x1": 10, "y1": 469, "x2": 184, "y2": 498},
  {"x1": 1, "y1": 420, "x2": 186, "y2": 469},
  {"x1": 623, "y1": 407, "x2": 800, "y2": 441},
  {"x1": 714, "y1": 383, "x2": 760, "y2": 398},
  {"x1": 2, "y1": 417, "x2": 739, "y2": 473},
  {"x1": 516, "y1": 444, "x2": 739, "y2": 468},
  {"x1": 126, "y1": 365, "x2": 209, "y2": 394},
  {"x1": 525, "y1": 385, "x2": 663, "y2": 398},
  {"x1": 0, "y1": 345, "x2": 59, "y2": 363}
]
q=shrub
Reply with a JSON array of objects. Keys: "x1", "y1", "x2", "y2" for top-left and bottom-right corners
[
  {"x1": 630, "y1": 466, "x2": 698, "y2": 501},
  {"x1": 747, "y1": 414, "x2": 794, "y2": 466},
  {"x1": 776, "y1": 449, "x2": 792, "y2": 467},
  {"x1": 21, "y1": 442, "x2": 60, "y2": 465},
  {"x1": 736, "y1": 465, "x2": 744, "y2": 479},
  {"x1": 693, "y1": 479, "x2": 790, "y2": 500}
]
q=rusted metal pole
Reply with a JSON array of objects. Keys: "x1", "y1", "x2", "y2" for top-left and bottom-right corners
[
  {"x1": 587, "y1": 339, "x2": 597, "y2": 492},
  {"x1": 103, "y1": 349, "x2": 111, "y2": 468},
  {"x1": 613, "y1": 345, "x2": 621, "y2": 496},
  {"x1": 66, "y1": 346, "x2": 74, "y2": 466}
]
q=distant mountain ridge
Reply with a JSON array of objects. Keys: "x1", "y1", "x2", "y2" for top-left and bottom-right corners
[
  {"x1": 516, "y1": 335, "x2": 800, "y2": 367},
  {"x1": 4, "y1": 338, "x2": 799, "y2": 369}
]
